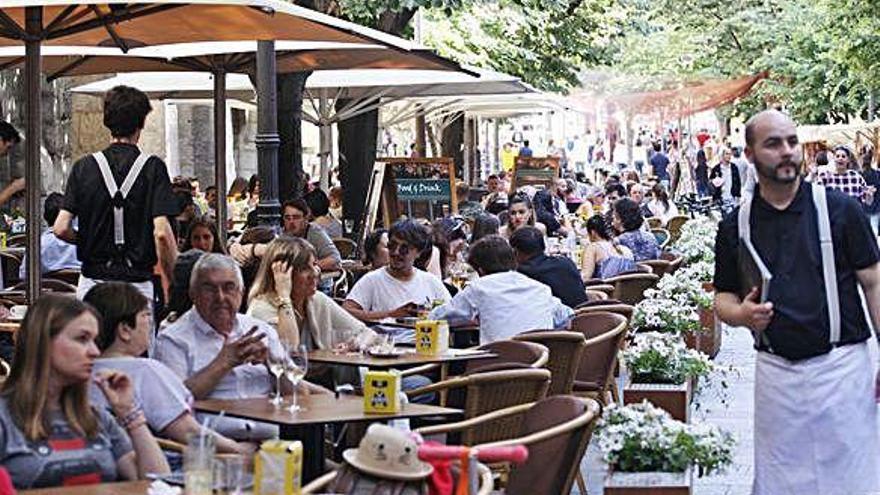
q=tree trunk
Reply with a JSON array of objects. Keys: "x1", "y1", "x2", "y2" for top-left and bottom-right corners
[
  {"x1": 442, "y1": 112, "x2": 465, "y2": 180},
  {"x1": 276, "y1": 71, "x2": 311, "y2": 201},
  {"x1": 337, "y1": 101, "x2": 379, "y2": 239},
  {"x1": 426, "y1": 121, "x2": 439, "y2": 157}
]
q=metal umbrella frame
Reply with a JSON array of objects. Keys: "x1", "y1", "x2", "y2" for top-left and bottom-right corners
[{"x1": 0, "y1": 0, "x2": 458, "y2": 300}]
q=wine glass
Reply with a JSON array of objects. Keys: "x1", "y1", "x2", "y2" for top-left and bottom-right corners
[
  {"x1": 267, "y1": 349, "x2": 285, "y2": 407},
  {"x1": 285, "y1": 344, "x2": 309, "y2": 413}
]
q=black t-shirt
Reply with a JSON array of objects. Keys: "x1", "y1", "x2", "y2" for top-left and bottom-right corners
[
  {"x1": 62, "y1": 143, "x2": 178, "y2": 282},
  {"x1": 517, "y1": 253, "x2": 587, "y2": 309},
  {"x1": 714, "y1": 181, "x2": 880, "y2": 360}
]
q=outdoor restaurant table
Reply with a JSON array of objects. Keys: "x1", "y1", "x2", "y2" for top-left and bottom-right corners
[
  {"x1": 308, "y1": 347, "x2": 494, "y2": 369},
  {"x1": 194, "y1": 393, "x2": 460, "y2": 483},
  {"x1": 20, "y1": 480, "x2": 152, "y2": 495},
  {"x1": 366, "y1": 319, "x2": 481, "y2": 348}
]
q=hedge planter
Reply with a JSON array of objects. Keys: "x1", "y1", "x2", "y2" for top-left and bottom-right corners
[
  {"x1": 684, "y1": 308, "x2": 722, "y2": 358},
  {"x1": 605, "y1": 467, "x2": 693, "y2": 495},
  {"x1": 623, "y1": 380, "x2": 692, "y2": 423}
]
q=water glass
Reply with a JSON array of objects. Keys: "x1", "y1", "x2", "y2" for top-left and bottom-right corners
[
  {"x1": 286, "y1": 344, "x2": 309, "y2": 413},
  {"x1": 213, "y1": 454, "x2": 247, "y2": 495},
  {"x1": 184, "y1": 432, "x2": 216, "y2": 495}
]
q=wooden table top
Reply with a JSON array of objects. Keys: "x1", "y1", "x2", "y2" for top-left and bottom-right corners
[
  {"x1": 308, "y1": 347, "x2": 494, "y2": 368},
  {"x1": 194, "y1": 393, "x2": 460, "y2": 426},
  {"x1": 21, "y1": 480, "x2": 152, "y2": 495},
  {"x1": 0, "y1": 321, "x2": 18, "y2": 333}
]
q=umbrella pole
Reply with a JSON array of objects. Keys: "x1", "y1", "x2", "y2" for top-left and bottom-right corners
[
  {"x1": 318, "y1": 89, "x2": 331, "y2": 192},
  {"x1": 213, "y1": 68, "x2": 228, "y2": 245},
  {"x1": 255, "y1": 40, "x2": 280, "y2": 226},
  {"x1": 25, "y1": 6, "x2": 42, "y2": 302}
]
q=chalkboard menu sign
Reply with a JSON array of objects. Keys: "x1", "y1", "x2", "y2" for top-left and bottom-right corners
[
  {"x1": 380, "y1": 158, "x2": 458, "y2": 220},
  {"x1": 510, "y1": 156, "x2": 560, "y2": 192}
]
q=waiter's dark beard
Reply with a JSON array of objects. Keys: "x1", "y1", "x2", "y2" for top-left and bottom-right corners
[{"x1": 753, "y1": 155, "x2": 800, "y2": 184}]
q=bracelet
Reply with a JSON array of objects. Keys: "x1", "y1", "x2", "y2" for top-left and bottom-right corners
[
  {"x1": 116, "y1": 406, "x2": 145, "y2": 430},
  {"x1": 124, "y1": 414, "x2": 147, "y2": 432}
]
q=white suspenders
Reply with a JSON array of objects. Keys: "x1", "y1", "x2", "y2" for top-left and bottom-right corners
[
  {"x1": 93, "y1": 151, "x2": 151, "y2": 249},
  {"x1": 738, "y1": 184, "x2": 841, "y2": 344}
]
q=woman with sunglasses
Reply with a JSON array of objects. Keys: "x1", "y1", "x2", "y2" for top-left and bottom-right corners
[{"x1": 498, "y1": 193, "x2": 546, "y2": 239}]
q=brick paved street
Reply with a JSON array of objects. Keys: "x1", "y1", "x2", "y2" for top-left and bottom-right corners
[{"x1": 577, "y1": 325, "x2": 756, "y2": 495}]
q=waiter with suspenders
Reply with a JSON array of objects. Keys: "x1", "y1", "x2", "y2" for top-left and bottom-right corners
[
  {"x1": 54, "y1": 85, "x2": 178, "y2": 305},
  {"x1": 714, "y1": 110, "x2": 880, "y2": 495}
]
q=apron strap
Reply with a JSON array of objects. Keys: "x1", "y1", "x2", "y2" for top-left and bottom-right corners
[
  {"x1": 92, "y1": 152, "x2": 151, "y2": 248},
  {"x1": 812, "y1": 184, "x2": 841, "y2": 344}
]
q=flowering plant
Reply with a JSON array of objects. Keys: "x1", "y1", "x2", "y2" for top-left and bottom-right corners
[
  {"x1": 676, "y1": 260, "x2": 714, "y2": 284},
  {"x1": 671, "y1": 216, "x2": 718, "y2": 264},
  {"x1": 596, "y1": 401, "x2": 735, "y2": 476},
  {"x1": 648, "y1": 272, "x2": 713, "y2": 309},
  {"x1": 632, "y1": 296, "x2": 701, "y2": 335},
  {"x1": 622, "y1": 332, "x2": 713, "y2": 385}
]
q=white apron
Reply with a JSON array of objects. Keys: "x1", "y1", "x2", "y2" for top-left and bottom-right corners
[{"x1": 753, "y1": 342, "x2": 880, "y2": 495}]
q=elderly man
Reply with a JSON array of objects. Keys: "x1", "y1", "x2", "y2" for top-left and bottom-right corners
[{"x1": 154, "y1": 254, "x2": 325, "y2": 440}]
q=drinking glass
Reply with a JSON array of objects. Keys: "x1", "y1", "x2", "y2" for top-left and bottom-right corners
[
  {"x1": 184, "y1": 431, "x2": 216, "y2": 495},
  {"x1": 285, "y1": 344, "x2": 309, "y2": 413},
  {"x1": 213, "y1": 454, "x2": 247, "y2": 495},
  {"x1": 267, "y1": 349, "x2": 285, "y2": 407}
]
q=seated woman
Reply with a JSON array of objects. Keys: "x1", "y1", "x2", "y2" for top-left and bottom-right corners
[
  {"x1": 613, "y1": 198, "x2": 661, "y2": 261},
  {"x1": 247, "y1": 236, "x2": 379, "y2": 386},
  {"x1": 361, "y1": 229, "x2": 390, "y2": 271},
  {"x1": 83, "y1": 283, "x2": 248, "y2": 456},
  {"x1": 498, "y1": 192, "x2": 547, "y2": 239},
  {"x1": 0, "y1": 294, "x2": 169, "y2": 489},
  {"x1": 182, "y1": 217, "x2": 226, "y2": 254},
  {"x1": 647, "y1": 183, "x2": 680, "y2": 225},
  {"x1": 580, "y1": 214, "x2": 636, "y2": 280}
]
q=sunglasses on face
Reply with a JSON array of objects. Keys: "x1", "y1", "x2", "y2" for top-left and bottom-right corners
[{"x1": 387, "y1": 241, "x2": 414, "y2": 255}]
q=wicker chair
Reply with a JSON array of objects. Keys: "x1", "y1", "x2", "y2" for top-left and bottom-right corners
[
  {"x1": 639, "y1": 258, "x2": 673, "y2": 277},
  {"x1": 332, "y1": 238, "x2": 358, "y2": 260},
  {"x1": 604, "y1": 272, "x2": 659, "y2": 305},
  {"x1": 417, "y1": 396, "x2": 602, "y2": 495},
  {"x1": 45, "y1": 268, "x2": 81, "y2": 286},
  {"x1": 665, "y1": 215, "x2": 690, "y2": 244},
  {"x1": 651, "y1": 227, "x2": 671, "y2": 248},
  {"x1": 646, "y1": 217, "x2": 663, "y2": 229},
  {"x1": 0, "y1": 251, "x2": 21, "y2": 288},
  {"x1": 514, "y1": 331, "x2": 586, "y2": 395},
  {"x1": 5, "y1": 234, "x2": 25, "y2": 247},
  {"x1": 581, "y1": 281, "x2": 615, "y2": 298},
  {"x1": 463, "y1": 340, "x2": 548, "y2": 374},
  {"x1": 660, "y1": 252, "x2": 684, "y2": 273},
  {"x1": 406, "y1": 368, "x2": 551, "y2": 445},
  {"x1": 574, "y1": 302, "x2": 635, "y2": 324},
  {"x1": 11, "y1": 279, "x2": 77, "y2": 293},
  {"x1": 569, "y1": 311, "x2": 628, "y2": 406},
  {"x1": 302, "y1": 464, "x2": 494, "y2": 495},
  {"x1": 584, "y1": 289, "x2": 608, "y2": 302}
]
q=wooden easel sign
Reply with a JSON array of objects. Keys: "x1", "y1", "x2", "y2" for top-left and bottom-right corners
[{"x1": 379, "y1": 157, "x2": 458, "y2": 221}]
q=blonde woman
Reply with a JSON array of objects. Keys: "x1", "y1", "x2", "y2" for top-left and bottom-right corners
[
  {"x1": 0, "y1": 294, "x2": 169, "y2": 489},
  {"x1": 246, "y1": 235, "x2": 378, "y2": 352}
]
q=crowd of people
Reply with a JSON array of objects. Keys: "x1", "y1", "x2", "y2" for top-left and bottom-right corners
[{"x1": 0, "y1": 81, "x2": 879, "y2": 494}]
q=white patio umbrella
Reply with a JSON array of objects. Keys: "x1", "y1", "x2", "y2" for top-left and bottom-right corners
[
  {"x1": 72, "y1": 66, "x2": 533, "y2": 189},
  {"x1": 0, "y1": 0, "x2": 454, "y2": 299}
]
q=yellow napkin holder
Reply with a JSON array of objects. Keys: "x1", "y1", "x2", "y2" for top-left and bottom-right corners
[
  {"x1": 364, "y1": 369, "x2": 402, "y2": 414},
  {"x1": 415, "y1": 319, "x2": 449, "y2": 355},
  {"x1": 253, "y1": 439, "x2": 302, "y2": 495}
]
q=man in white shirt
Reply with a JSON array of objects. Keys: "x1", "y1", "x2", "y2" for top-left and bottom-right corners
[
  {"x1": 343, "y1": 219, "x2": 451, "y2": 321},
  {"x1": 154, "y1": 253, "x2": 325, "y2": 440},
  {"x1": 429, "y1": 235, "x2": 573, "y2": 344}
]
